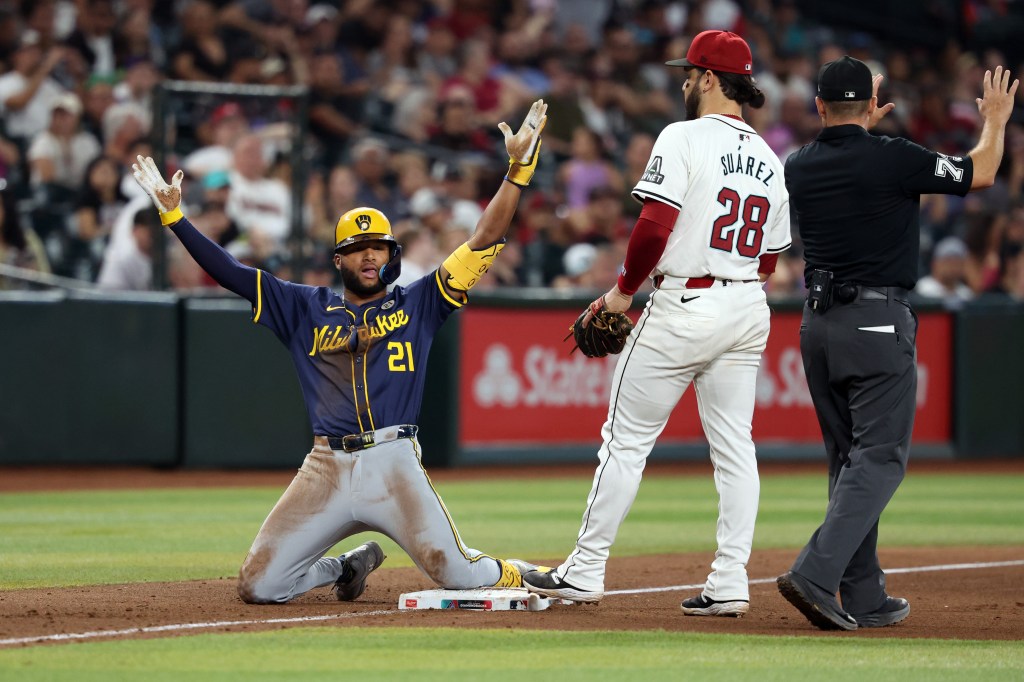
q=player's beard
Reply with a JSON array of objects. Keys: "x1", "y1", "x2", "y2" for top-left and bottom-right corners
[
  {"x1": 685, "y1": 84, "x2": 702, "y2": 121},
  {"x1": 340, "y1": 264, "x2": 386, "y2": 297}
]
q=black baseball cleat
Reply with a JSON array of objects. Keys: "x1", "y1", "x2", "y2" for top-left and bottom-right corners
[
  {"x1": 334, "y1": 541, "x2": 386, "y2": 601},
  {"x1": 850, "y1": 596, "x2": 910, "y2": 628},
  {"x1": 522, "y1": 569, "x2": 603, "y2": 603},
  {"x1": 777, "y1": 571, "x2": 858, "y2": 631},
  {"x1": 680, "y1": 593, "x2": 750, "y2": 617}
]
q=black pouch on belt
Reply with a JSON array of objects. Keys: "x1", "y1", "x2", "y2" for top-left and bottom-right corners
[{"x1": 808, "y1": 269, "x2": 834, "y2": 311}]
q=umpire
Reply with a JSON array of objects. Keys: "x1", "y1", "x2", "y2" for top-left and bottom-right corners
[{"x1": 777, "y1": 56, "x2": 1018, "y2": 631}]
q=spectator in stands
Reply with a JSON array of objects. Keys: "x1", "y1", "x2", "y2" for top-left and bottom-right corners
[
  {"x1": 621, "y1": 131, "x2": 654, "y2": 217},
  {"x1": 28, "y1": 93, "x2": 101, "y2": 195},
  {"x1": 559, "y1": 126, "x2": 622, "y2": 209},
  {"x1": 392, "y1": 227, "x2": 441, "y2": 287},
  {"x1": 226, "y1": 133, "x2": 290, "y2": 246},
  {"x1": 172, "y1": 0, "x2": 230, "y2": 82},
  {"x1": 190, "y1": 169, "x2": 241, "y2": 251},
  {"x1": 115, "y1": 8, "x2": 164, "y2": 69},
  {"x1": 416, "y1": 19, "x2": 458, "y2": 87},
  {"x1": 391, "y1": 151, "x2": 430, "y2": 221},
  {"x1": 69, "y1": 154, "x2": 128, "y2": 280},
  {"x1": 101, "y1": 101, "x2": 149, "y2": 166},
  {"x1": 97, "y1": 195, "x2": 152, "y2": 290},
  {"x1": 64, "y1": 0, "x2": 118, "y2": 77},
  {"x1": 428, "y1": 85, "x2": 492, "y2": 154},
  {"x1": 983, "y1": 240, "x2": 1024, "y2": 301},
  {"x1": 391, "y1": 87, "x2": 437, "y2": 144},
  {"x1": 0, "y1": 179, "x2": 50, "y2": 287},
  {"x1": 443, "y1": 39, "x2": 508, "y2": 127},
  {"x1": 350, "y1": 137, "x2": 398, "y2": 218},
  {"x1": 365, "y1": 14, "x2": 418, "y2": 129},
  {"x1": 916, "y1": 237, "x2": 974, "y2": 307},
  {"x1": 538, "y1": 55, "x2": 587, "y2": 157},
  {"x1": 113, "y1": 57, "x2": 159, "y2": 117},
  {"x1": 81, "y1": 76, "x2": 115, "y2": 143},
  {"x1": 307, "y1": 52, "x2": 362, "y2": 168},
  {"x1": 0, "y1": 32, "x2": 68, "y2": 144},
  {"x1": 519, "y1": 193, "x2": 574, "y2": 286},
  {"x1": 552, "y1": 241, "x2": 620, "y2": 291},
  {"x1": 566, "y1": 185, "x2": 631, "y2": 244},
  {"x1": 182, "y1": 102, "x2": 249, "y2": 180}
]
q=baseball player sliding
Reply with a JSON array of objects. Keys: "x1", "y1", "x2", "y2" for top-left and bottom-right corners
[
  {"x1": 133, "y1": 100, "x2": 548, "y2": 604},
  {"x1": 524, "y1": 32, "x2": 790, "y2": 616}
]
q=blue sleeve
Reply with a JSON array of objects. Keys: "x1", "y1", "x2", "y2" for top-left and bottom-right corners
[
  {"x1": 253, "y1": 271, "x2": 319, "y2": 343},
  {"x1": 403, "y1": 269, "x2": 466, "y2": 333},
  {"x1": 169, "y1": 217, "x2": 257, "y2": 303}
]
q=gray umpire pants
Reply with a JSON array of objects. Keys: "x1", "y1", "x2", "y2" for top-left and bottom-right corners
[{"x1": 791, "y1": 294, "x2": 918, "y2": 615}]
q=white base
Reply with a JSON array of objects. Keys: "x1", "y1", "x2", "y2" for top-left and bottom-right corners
[{"x1": 398, "y1": 588, "x2": 574, "y2": 612}]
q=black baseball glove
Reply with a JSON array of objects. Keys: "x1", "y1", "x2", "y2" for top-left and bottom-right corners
[{"x1": 565, "y1": 301, "x2": 634, "y2": 358}]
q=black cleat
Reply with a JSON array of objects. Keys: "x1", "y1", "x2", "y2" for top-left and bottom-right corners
[
  {"x1": 680, "y1": 593, "x2": 750, "y2": 617},
  {"x1": 777, "y1": 571, "x2": 858, "y2": 631},
  {"x1": 522, "y1": 569, "x2": 602, "y2": 603},
  {"x1": 851, "y1": 596, "x2": 910, "y2": 628},
  {"x1": 334, "y1": 542, "x2": 386, "y2": 601}
]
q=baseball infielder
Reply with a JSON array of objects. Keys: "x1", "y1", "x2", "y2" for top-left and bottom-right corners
[
  {"x1": 132, "y1": 100, "x2": 548, "y2": 604},
  {"x1": 524, "y1": 31, "x2": 790, "y2": 616}
]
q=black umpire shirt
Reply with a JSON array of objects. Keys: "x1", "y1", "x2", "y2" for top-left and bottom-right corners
[{"x1": 785, "y1": 124, "x2": 974, "y2": 289}]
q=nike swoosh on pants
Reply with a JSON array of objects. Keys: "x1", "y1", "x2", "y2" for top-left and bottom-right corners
[{"x1": 857, "y1": 325, "x2": 895, "y2": 333}]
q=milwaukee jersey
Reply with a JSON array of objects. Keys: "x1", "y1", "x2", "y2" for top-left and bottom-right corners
[
  {"x1": 254, "y1": 269, "x2": 464, "y2": 436},
  {"x1": 632, "y1": 114, "x2": 791, "y2": 281}
]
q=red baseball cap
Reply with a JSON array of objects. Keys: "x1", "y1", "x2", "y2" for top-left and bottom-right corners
[{"x1": 666, "y1": 30, "x2": 753, "y2": 75}]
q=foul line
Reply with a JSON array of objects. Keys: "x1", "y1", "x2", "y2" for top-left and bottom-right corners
[
  {"x1": 2, "y1": 559, "x2": 1021, "y2": 648},
  {"x1": 603, "y1": 559, "x2": 1024, "y2": 596},
  {"x1": 0, "y1": 609, "x2": 397, "y2": 648}
]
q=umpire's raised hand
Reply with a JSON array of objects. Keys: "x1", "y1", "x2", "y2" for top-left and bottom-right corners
[{"x1": 977, "y1": 65, "x2": 1019, "y2": 125}]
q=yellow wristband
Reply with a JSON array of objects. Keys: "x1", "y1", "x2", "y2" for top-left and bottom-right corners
[
  {"x1": 504, "y1": 138, "x2": 542, "y2": 188},
  {"x1": 159, "y1": 206, "x2": 184, "y2": 226}
]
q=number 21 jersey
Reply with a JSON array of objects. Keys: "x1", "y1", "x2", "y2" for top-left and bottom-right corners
[{"x1": 632, "y1": 113, "x2": 791, "y2": 281}]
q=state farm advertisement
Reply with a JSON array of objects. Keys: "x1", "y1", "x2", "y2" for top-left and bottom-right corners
[{"x1": 459, "y1": 307, "x2": 952, "y2": 446}]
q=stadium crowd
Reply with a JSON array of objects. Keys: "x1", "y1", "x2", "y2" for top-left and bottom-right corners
[{"x1": 0, "y1": 0, "x2": 1022, "y2": 304}]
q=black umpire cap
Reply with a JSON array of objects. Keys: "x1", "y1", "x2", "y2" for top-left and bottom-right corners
[{"x1": 817, "y1": 56, "x2": 873, "y2": 101}]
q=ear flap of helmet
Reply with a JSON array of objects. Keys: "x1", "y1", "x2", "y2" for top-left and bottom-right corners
[{"x1": 379, "y1": 243, "x2": 403, "y2": 286}]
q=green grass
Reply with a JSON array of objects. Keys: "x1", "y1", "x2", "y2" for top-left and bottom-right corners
[
  {"x1": 0, "y1": 473, "x2": 1022, "y2": 589},
  {"x1": 0, "y1": 627, "x2": 1021, "y2": 681}
]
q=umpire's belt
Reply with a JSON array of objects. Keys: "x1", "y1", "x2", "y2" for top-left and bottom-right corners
[
  {"x1": 836, "y1": 284, "x2": 910, "y2": 305},
  {"x1": 328, "y1": 425, "x2": 418, "y2": 452}
]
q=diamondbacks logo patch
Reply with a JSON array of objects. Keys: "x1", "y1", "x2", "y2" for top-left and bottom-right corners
[
  {"x1": 641, "y1": 156, "x2": 665, "y2": 184},
  {"x1": 356, "y1": 214, "x2": 372, "y2": 231}
]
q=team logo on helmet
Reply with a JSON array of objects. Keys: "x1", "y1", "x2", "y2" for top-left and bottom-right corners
[{"x1": 356, "y1": 214, "x2": 372, "y2": 231}]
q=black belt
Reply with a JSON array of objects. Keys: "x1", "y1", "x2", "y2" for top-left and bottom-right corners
[
  {"x1": 836, "y1": 284, "x2": 909, "y2": 305},
  {"x1": 327, "y1": 425, "x2": 418, "y2": 452}
]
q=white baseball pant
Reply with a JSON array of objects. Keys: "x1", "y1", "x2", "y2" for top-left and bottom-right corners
[{"x1": 556, "y1": 280, "x2": 770, "y2": 600}]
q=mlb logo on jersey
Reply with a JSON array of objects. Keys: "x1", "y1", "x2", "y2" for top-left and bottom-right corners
[
  {"x1": 739, "y1": 133, "x2": 750, "y2": 142},
  {"x1": 356, "y1": 214, "x2": 372, "y2": 231}
]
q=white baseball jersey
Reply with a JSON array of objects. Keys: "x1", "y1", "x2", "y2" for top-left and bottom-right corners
[
  {"x1": 632, "y1": 114, "x2": 791, "y2": 281},
  {"x1": 540, "y1": 113, "x2": 792, "y2": 606}
]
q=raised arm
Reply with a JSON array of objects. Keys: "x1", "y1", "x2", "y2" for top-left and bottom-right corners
[
  {"x1": 439, "y1": 99, "x2": 546, "y2": 297},
  {"x1": 968, "y1": 66, "x2": 1019, "y2": 190},
  {"x1": 132, "y1": 155, "x2": 257, "y2": 302}
]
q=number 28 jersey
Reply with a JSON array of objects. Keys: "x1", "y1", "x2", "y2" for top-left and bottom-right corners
[{"x1": 632, "y1": 114, "x2": 791, "y2": 281}]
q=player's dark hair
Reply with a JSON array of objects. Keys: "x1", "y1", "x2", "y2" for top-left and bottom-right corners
[
  {"x1": 822, "y1": 100, "x2": 871, "y2": 119},
  {"x1": 716, "y1": 72, "x2": 766, "y2": 109}
]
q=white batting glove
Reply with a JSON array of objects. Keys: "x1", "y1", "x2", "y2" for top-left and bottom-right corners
[
  {"x1": 498, "y1": 99, "x2": 548, "y2": 187},
  {"x1": 131, "y1": 155, "x2": 185, "y2": 225}
]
